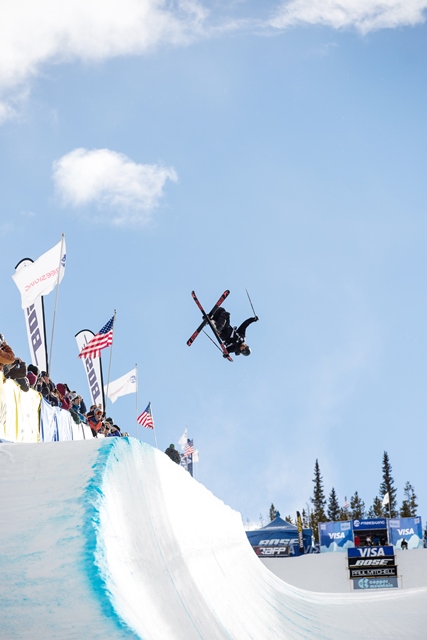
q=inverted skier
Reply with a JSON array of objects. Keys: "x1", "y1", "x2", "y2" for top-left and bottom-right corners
[{"x1": 211, "y1": 307, "x2": 258, "y2": 357}]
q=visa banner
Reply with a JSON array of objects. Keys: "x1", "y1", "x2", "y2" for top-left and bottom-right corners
[
  {"x1": 388, "y1": 517, "x2": 423, "y2": 550},
  {"x1": 348, "y1": 545, "x2": 394, "y2": 558},
  {"x1": 319, "y1": 521, "x2": 354, "y2": 553}
]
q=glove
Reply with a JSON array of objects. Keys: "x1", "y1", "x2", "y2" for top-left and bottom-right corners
[
  {"x1": 254, "y1": 316, "x2": 259, "y2": 321},
  {"x1": 223, "y1": 353, "x2": 229, "y2": 358}
]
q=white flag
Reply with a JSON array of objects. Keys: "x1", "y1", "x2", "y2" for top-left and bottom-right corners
[
  {"x1": 178, "y1": 428, "x2": 188, "y2": 450},
  {"x1": 12, "y1": 239, "x2": 67, "y2": 309},
  {"x1": 105, "y1": 368, "x2": 137, "y2": 404},
  {"x1": 382, "y1": 492, "x2": 390, "y2": 506}
]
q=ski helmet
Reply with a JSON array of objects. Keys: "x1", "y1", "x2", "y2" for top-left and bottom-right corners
[{"x1": 241, "y1": 345, "x2": 251, "y2": 356}]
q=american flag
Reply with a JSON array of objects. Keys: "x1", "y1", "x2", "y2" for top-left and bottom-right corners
[
  {"x1": 183, "y1": 439, "x2": 194, "y2": 458},
  {"x1": 344, "y1": 496, "x2": 349, "y2": 510},
  {"x1": 137, "y1": 402, "x2": 154, "y2": 429},
  {"x1": 78, "y1": 316, "x2": 114, "y2": 359}
]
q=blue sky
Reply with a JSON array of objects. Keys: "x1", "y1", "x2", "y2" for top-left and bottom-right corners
[{"x1": 1, "y1": 0, "x2": 427, "y2": 526}]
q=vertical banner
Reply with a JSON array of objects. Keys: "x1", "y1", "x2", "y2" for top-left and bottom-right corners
[
  {"x1": 296, "y1": 511, "x2": 305, "y2": 554},
  {"x1": 15, "y1": 259, "x2": 48, "y2": 372},
  {"x1": 75, "y1": 330, "x2": 105, "y2": 411}
]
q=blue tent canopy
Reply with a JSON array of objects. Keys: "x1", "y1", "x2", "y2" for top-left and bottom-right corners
[{"x1": 246, "y1": 515, "x2": 313, "y2": 557}]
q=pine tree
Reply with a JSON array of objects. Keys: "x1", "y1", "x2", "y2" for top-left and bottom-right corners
[
  {"x1": 327, "y1": 487, "x2": 340, "y2": 521},
  {"x1": 350, "y1": 491, "x2": 365, "y2": 520},
  {"x1": 269, "y1": 503, "x2": 277, "y2": 521},
  {"x1": 301, "y1": 508, "x2": 309, "y2": 528},
  {"x1": 337, "y1": 507, "x2": 349, "y2": 521},
  {"x1": 366, "y1": 496, "x2": 384, "y2": 518},
  {"x1": 310, "y1": 459, "x2": 327, "y2": 540},
  {"x1": 285, "y1": 515, "x2": 294, "y2": 525},
  {"x1": 400, "y1": 481, "x2": 418, "y2": 517},
  {"x1": 379, "y1": 451, "x2": 398, "y2": 517}
]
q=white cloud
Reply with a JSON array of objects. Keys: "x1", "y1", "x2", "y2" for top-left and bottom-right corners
[
  {"x1": 52, "y1": 148, "x2": 178, "y2": 226},
  {"x1": 270, "y1": 0, "x2": 427, "y2": 33},
  {"x1": 0, "y1": 0, "x2": 209, "y2": 119}
]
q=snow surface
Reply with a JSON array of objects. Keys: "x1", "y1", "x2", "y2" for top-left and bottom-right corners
[{"x1": 1, "y1": 438, "x2": 427, "y2": 639}]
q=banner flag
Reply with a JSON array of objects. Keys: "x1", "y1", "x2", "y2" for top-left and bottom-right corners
[
  {"x1": 296, "y1": 511, "x2": 305, "y2": 553},
  {"x1": 15, "y1": 259, "x2": 48, "y2": 372},
  {"x1": 12, "y1": 238, "x2": 67, "y2": 309},
  {"x1": 105, "y1": 368, "x2": 137, "y2": 403},
  {"x1": 382, "y1": 492, "x2": 390, "y2": 507},
  {"x1": 178, "y1": 428, "x2": 188, "y2": 450},
  {"x1": 75, "y1": 330, "x2": 105, "y2": 411}
]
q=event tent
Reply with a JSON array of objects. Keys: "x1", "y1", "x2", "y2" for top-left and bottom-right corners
[{"x1": 246, "y1": 514, "x2": 313, "y2": 557}]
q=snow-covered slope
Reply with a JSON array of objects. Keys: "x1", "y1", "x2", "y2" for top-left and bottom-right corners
[{"x1": 0, "y1": 438, "x2": 426, "y2": 639}]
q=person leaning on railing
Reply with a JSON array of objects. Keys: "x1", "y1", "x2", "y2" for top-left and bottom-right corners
[{"x1": 0, "y1": 334, "x2": 15, "y2": 373}]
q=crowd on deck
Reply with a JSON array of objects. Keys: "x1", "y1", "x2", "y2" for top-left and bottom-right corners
[{"x1": 0, "y1": 333, "x2": 128, "y2": 438}]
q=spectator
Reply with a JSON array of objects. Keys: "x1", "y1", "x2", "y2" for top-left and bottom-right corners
[
  {"x1": 3, "y1": 357, "x2": 30, "y2": 392},
  {"x1": 401, "y1": 538, "x2": 408, "y2": 550},
  {"x1": 107, "y1": 425, "x2": 121, "y2": 437},
  {"x1": 354, "y1": 535, "x2": 361, "y2": 547},
  {"x1": 56, "y1": 383, "x2": 71, "y2": 410},
  {"x1": 365, "y1": 535, "x2": 372, "y2": 546},
  {"x1": 0, "y1": 333, "x2": 15, "y2": 373},
  {"x1": 37, "y1": 372, "x2": 59, "y2": 405},
  {"x1": 69, "y1": 393, "x2": 87, "y2": 425},
  {"x1": 27, "y1": 371, "x2": 38, "y2": 389},
  {"x1": 87, "y1": 407, "x2": 104, "y2": 438},
  {"x1": 164, "y1": 443, "x2": 181, "y2": 464}
]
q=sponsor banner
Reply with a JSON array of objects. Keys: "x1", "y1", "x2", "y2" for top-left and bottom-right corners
[
  {"x1": 105, "y1": 368, "x2": 137, "y2": 403},
  {"x1": 319, "y1": 520, "x2": 354, "y2": 553},
  {"x1": 40, "y1": 398, "x2": 75, "y2": 442},
  {"x1": 348, "y1": 556, "x2": 395, "y2": 567},
  {"x1": 348, "y1": 545, "x2": 394, "y2": 558},
  {"x1": 12, "y1": 238, "x2": 67, "y2": 310},
  {"x1": 349, "y1": 565, "x2": 397, "y2": 579},
  {"x1": 353, "y1": 518, "x2": 387, "y2": 530},
  {"x1": 75, "y1": 330, "x2": 105, "y2": 411},
  {"x1": 15, "y1": 259, "x2": 48, "y2": 372},
  {"x1": 0, "y1": 374, "x2": 7, "y2": 438},
  {"x1": 254, "y1": 546, "x2": 290, "y2": 557},
  {"x1": 296, "y1": 511, "x2": 304, "y2": 553},
  {"x1": 17, "y1": 386, "x2": 41, "y2": 442},
  {"x1": 353, "y1": 577, "x2": 399, "y2": 590},
  {"x1": 388, "y1": 517, "x2": 423, "y2": 550},
  {"x1": 0, "y1": 377, "x2": 41, "y2": 442}
]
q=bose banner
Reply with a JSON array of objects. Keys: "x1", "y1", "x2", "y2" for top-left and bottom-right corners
[
  {"x1": 15, "y1": 259, "x2": 48, "y2": 373},
  {"x1": 75, "y1": 330, "x2": 105, "y2": 411}
]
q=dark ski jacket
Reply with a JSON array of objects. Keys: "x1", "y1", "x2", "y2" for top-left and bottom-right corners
[
  {"x1": 165, "y1": 446, "x2": 181, "y2": 465},
  {"x1": 224, "y1": 317, "x2": 258, "y2": 355}
]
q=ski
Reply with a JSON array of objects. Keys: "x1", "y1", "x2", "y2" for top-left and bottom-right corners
[
  {"x1": 188, "y1": 291, "x2": 233, "y2": 362},
  {"x1": 187, "y1": 290, "x2": 230, "y2": 347}
]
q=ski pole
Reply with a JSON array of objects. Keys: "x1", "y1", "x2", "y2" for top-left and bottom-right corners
[
  {"x1": 202, "y1": 329, "x2": 223, "y2": 352},
  {"x1": 245, "y1": 288, "x2": 258, "y2": 317}
]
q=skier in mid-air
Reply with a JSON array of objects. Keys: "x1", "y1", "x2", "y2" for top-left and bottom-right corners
[{"x1": 211, "y1": 307, "x2": 258, "y2": 356}]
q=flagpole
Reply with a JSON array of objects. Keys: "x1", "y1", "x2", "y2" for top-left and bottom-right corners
[
  {"x1": 150, "y1": 401, "x2": 158, "y2": 448},
  {"x1": 104, "y1": 309, "x2": 116, "y2": 414},
  {"x1": 48, "y1": 233, "x2": 65, "y2": 376},
  {"x1": 135, "y1": 363, "x2": 139, "y2": 440}
]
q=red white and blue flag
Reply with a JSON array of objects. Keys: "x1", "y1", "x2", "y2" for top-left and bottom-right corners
[
  {"x1": 137, "y1": 402, "x2": 154, "y2": 429},
  {"x1": 78, "y1": 316, "x2": 114, "y2": 359},
  {"x1": 184, "y1": 439, "x2": 194, "y2": 458}
]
